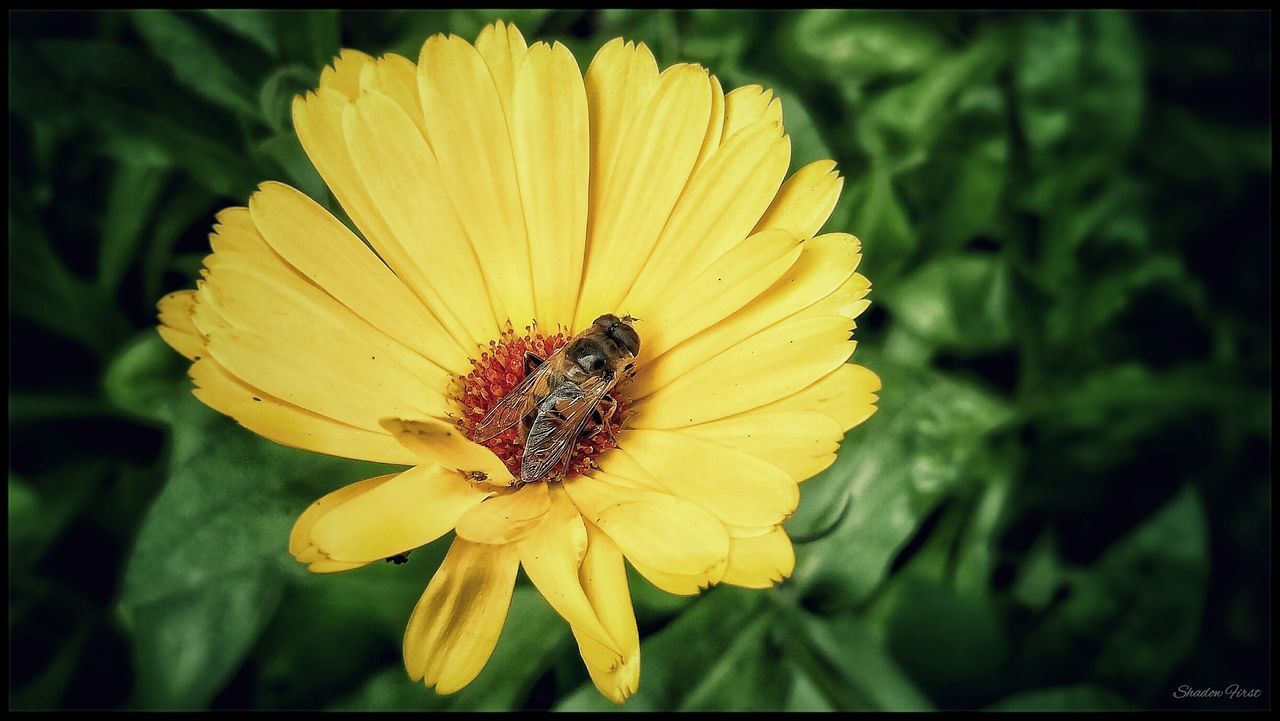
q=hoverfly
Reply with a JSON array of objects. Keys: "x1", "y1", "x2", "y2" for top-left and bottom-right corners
[{"x1": 472, "y1": 314, "x2": 640, "y2": 485}]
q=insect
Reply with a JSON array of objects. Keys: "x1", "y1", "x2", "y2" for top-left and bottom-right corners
[{"x1": 473, "y1": 314, "x2": 640, "y2": 485}]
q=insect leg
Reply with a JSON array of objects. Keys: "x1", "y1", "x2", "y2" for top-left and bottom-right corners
[
  {"x1": 596, "y1": 395, "x2": 620, "y2": 444},
  {"x1": 523, "y1": 351, "x2": 544, "y2": 376}
]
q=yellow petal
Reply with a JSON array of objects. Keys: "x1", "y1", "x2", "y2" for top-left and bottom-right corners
[
  {"x1": 565, "y1": 473, "x2": 729, "y2": 577},
  {"x1": 633, "y1": 228, "x2": 803, "y2": 361},
  {"x1": 628, "y1": 556, "x2": 727, "y2": 597},
  {"x1": 632, "y1": 233, "x2": 862, "y2": 397},
  {"x1": 454, "y1": 482, "x2": 551, "y2": 545},
  {"x1": 631, "y1": 315, "x2": 855, "y2": 427},
  {"x1": 755, "y1": 363, "x2": 882, "y2": 431},
  {"x1": 289, "y1": 473, "x2": 396, "y2": 571},
  {"x1": 584, "y1": 450, "x2": 668, "y2": 492},
  {"x1": 247, "y1": 181, "x2": 470, "y2": 373},
  {"x1": 380, "y1": 418, "x2": 515, "y2": 486},
  {"x1": 678, "y1": 411, "x2": 844, "y2": 482},
  {"x1": 613, "y1": 429, "x2": 798, "y2": 527},
  {"x1": 722, "y1": 84, "x2": 782, "y2": 141},
  {"x1": 404, "y1": 538, "x2": 520, "y2": 694},
  {"x1": 624, "y1": 121, "x2": 791, "y2": 312},
  {"x1": 474, "y1": 20, "x2": 529, "y2": 120},
  {"x1": 307, "y1": 558, "x2": 370, "y2": 574},
  {"x1": 357, "y1": 53, "x2": 427, "y2": 139},
  {"x1": 754, "y1": 160, "x2": 844, "y2": 238},
  {"x1": 207, "y1": 206, "x2": 261, "y2": 252},
  {"x1": 512, "y1": 41, "x2": 589, "y2": 330},
  {"x1": 157, "y1": 289, "x2": 203, "y2": 360},
  {"x1": 307, "y1": 464, "x2": 491, "y2": 563},
  {"x1": 740, "y1": 232, "x2": 865, "y2": 321},
  {"x1": 805, "y1": 271, "x2": 872, "y2": 320},
  {"x1": 575, "y1": 63, "x2": 712, "y2": 327},
  {"x1": 418, "y1": 34, "x2": 535, "y2": 327},
  {"x1": 517, "y1": 487, "x2": 624, "y2": 669},
  {"x1": 318, "y1": 49, "x2": 373, "y2": 99},
  {"x1": 578, "y1": 522, "x2": 640, "y2": 704},
  {"x1": 191, "y1": 359, "x2": 418, "y2": 465},
  {"x1": 583, "y1": 39, "x2": 659, "y2": 234},
  {"x1": 158, "y1": 326, "x2": 204, "y2": 362},
  {"x1": 199, "y1": 257, "x2": 450, "y2": 430},
  {"x1": 202, "y1": 206, "x2": 278, "y2": 274},
  {"x1": 343, "y1": 90, "x2": 499, "y2": 349},
  {"x1": 189, "y1": 282, "x2": 231, "y2": 338},
  {"x1": 158, "y1": 289, "x2": 199, "y2": 335},
  {"x1": 292, "y1": 89, "x2": 472, "y2": 350},
  {"x1": 722, "y1": 526, "x2": 795, "y2": 589},
  {"x1": 692, "y1": 74, "x2": 726, "y2": 171}
]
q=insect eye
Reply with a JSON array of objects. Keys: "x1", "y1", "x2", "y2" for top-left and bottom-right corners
[{"x1": 613, "y1": 324, "x2": 640, "y2": 357}]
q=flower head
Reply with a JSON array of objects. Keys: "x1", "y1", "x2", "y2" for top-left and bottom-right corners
[{"x1": 157, "y1": 20, "x2": 880, "y2": 703}]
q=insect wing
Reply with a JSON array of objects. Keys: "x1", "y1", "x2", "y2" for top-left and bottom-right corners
[
  {"x1": 520, "y1": 376, "x2": 614, "y2": 483},
  {"x1": 472, "y1": 351, "x2": 560, "y2": 442}
]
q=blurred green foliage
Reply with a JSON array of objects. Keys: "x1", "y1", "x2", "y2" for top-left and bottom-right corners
[{"x1": 8, "y1": 9, "x2": 1271, "y2": 711}]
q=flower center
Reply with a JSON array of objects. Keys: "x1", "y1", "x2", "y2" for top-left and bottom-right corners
[{"x1": 455, "y1": 325, "x2": 629, "y2": 483}]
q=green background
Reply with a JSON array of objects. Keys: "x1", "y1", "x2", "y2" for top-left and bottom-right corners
[{"x1": 8, "y1": 9, "x2": 1271, "y2": 711}]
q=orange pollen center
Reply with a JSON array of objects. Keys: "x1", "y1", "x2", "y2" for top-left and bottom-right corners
[{"x1": 455, "y1": 326, "x2": 628, "y2": 482}]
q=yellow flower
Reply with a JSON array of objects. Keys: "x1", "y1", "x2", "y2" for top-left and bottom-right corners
[{"x1": 156, "y1": 20, "x2": 880, "y2": 704}]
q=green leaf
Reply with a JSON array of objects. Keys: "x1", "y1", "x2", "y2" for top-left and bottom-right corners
[
  {"x1": 1015, "y1": 487, "x2": 1209, "y2": 703},
  {"x1": 98, "y1": 162, "x2": 170, "y2": 295},
  {"x1": 104, "y1": 331, "x2": 189, "y2": 424},
  {"x1": 911, "y1": 86, "x2": 1010, "y2": 250},
  {"x1": 952, "y1": 447, "x2": 1019, "y2": 595},
  {"x1": 277, "y1": 10, "x2": 341, "y2": 69},
  {"x1": 142, "y1": 183, "x2": 219, "y2": 306},
  {"x1": 93, "y1": 93, "x2": 260, "y2": 197},
  {"x1": 1015, "y1": 12, "x2": 1143, "y2": 162},
  {"x1": 839, "y1": 164, "x2": 916, "y2": 282},
  {"x1": 1010, "y1": 531, "x2": 1065, "y2": 610},
  {"x1": 9, "y1": 465, "x2": 106, "y2": 570},
  {"x1": 131, "y1": 10, "x2": 262, "y2": 120},
  {"x1": 790, "y1": 357, "x2": 1012, "y2": 606},
  {"x1": 1028, "y1": 364, "x2": 1267, "y2": 470},
  {"x1": 10, "y1": 201, "x2": 132, "y2": 356},
  {"x1": 128, "y1": 566, "x2": 286, "y2": 709},
  {"x1": 855, "y1": 29, "x2": 1005, "y2": 171},
  {"x1": 870, "y1": 576, "x2": 1010, "y2": 707},
  {"x1": 782, "y1": 659, "x2": 836, "y2": 711},
  {"x1": 12, "y1": 39, "x2": 169, "y2": 127},
  {"x1": 201, "y1": 9, "x2": 281, "y2": 57},
  {"x1": 783, "y1": 11, "x2": 951, "y2": 102},
  {"x1": 119, "y1": 389, "x2": 399, "y2": 708},
  {"x1": 781, "y1": 611, "x2": 934, "y2": 711},
  {"x1": 882, "y1": 252, "x2": 1015, "y2": 354},
  {"x1": 258, "y1": 64, "x2": 319, "y2": 135},
  {"x1": 680, "y1": 10, "x2": 761, "y2": 78},
  {"x1": 556, "y1": 588, "x2": 786, "y2": 711}
]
